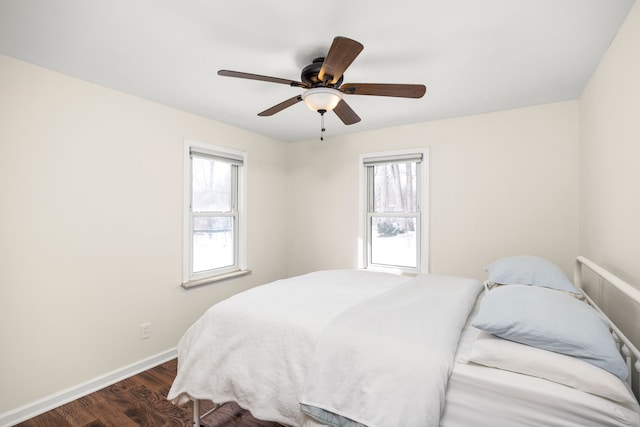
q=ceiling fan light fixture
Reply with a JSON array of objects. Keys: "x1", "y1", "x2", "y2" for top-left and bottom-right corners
[{"x1": 302, "y1": 87, "x2": 343, "y2": 113}]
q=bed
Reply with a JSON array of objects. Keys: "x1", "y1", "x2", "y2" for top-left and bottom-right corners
[{"x1": 168, "y1": 256, "x2": 640, "y2": 426}]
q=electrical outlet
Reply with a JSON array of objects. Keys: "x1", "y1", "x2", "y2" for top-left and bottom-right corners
[{"x1": 140, "y1": 322, "x2": 151, "y2": 340}]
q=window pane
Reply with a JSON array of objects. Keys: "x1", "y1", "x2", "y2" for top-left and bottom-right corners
[
  {"x1": 192, "y1": 156, "x2": 232, "y2": 212},
  {"x1": 192, "y1": 216, "x2": 234, "y2": 273},
  {"x1": 371, "y1": 217, "x2": 417, "y2": 268},
  {"x1": 373, "y1": 162, "x2": 417, "y2": 213}
]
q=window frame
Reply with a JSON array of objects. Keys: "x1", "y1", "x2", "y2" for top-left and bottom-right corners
[
  {"x1": 359, "y1": 148, "x2": 429, "y2": 274},
  {"x1": 182, "y1": 139, "x2": 248, "y2": 288}
]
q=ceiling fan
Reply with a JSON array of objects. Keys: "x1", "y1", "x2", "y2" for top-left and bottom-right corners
[{"x1": 218, "y1": 36, "x2": 427, "y2": 139}]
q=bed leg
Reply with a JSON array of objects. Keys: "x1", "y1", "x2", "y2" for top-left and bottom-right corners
[{"x1": 193, "y1": 398, "x2": 202, "y2": 427}]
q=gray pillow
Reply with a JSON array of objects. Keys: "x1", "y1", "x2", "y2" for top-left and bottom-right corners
[
  {"x1": 472, "y1": 285, "x2": 627, "y2": 381},
  {"x1": 485, "y1": 255, "x2": 581, "y2": 294}
]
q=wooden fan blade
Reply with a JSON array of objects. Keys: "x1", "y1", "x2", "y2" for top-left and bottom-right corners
[
  {"x1": 333, "y1": 100, "x2": 361, "y2": 125},
  {"x1": 341, "y1": 83, "x2": 426, "y2": 98},
  {"x1": 218, "y1": 70, "x2": 307, "y2": 88},
  {"x1": 258, "y1": 95, "x2": 303, "y2": 116},
  {"x1": 318, "y1": 37, "x2": 364, "y2": 85}
]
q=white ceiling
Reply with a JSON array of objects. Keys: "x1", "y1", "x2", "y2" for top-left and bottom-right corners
[{"x1": 0, "y1": 0, "x2": 635, "y2": 142}]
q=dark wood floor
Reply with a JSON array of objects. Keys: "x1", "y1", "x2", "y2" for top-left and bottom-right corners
[{"x1": 16, "y1": 359, "x2": 285, "y2": 427}]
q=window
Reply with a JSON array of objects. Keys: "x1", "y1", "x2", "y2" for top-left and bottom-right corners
[
  {"x1": 360, "y1": 149, "x2": 428, "y2": 273},
  {"x1": 182, "y1": 140, "x2": 248, "y2": 287}
]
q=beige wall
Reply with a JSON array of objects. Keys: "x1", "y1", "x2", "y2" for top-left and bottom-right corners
[
  {"x1": 287, "y1": 101, "x2": 579, "y2": 281},
  {"x1": 0, "y1": 55, "x2": 288, "y2": 413},
  {"x1": 579, "y1": 1, "x2": 640, "y2": 343}
]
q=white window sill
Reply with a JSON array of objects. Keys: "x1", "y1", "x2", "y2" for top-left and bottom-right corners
[{"x1": 181, "y1": 269, "x2": 252, "y2": 289}]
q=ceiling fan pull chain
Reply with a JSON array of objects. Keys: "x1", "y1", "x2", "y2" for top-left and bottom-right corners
[{"x1": 319, "y1": 109, "x2": 327, "y2": 141}]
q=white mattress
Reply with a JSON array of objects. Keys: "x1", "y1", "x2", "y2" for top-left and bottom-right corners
[{"x1": 441, "y1": 362, "x2": 640, "y2": 427}]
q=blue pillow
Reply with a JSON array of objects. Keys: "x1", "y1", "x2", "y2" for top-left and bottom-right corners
[
  {"x1": 486, "y1": 255, "x2": 581, "y2": 294},
  {"x1": 472, "y1": 285, "x2": 627, "y2": 381}
]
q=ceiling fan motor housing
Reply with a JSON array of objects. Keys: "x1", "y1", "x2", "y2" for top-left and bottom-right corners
[{"x1": 301, "y1": 57, "x2": 343, "y2": 88}]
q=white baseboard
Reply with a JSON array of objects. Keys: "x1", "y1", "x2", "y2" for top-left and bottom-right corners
[{"x1": 0, "y1": 347, "x2": 177, "y2": 427}]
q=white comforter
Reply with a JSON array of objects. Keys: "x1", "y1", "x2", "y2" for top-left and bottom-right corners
[
  {"x1": 167, "y1": 270, "x2": 412, "y2": 426},
  {"x1": 300, "y1": 274, "x2": 482, "y2": 427},
  {"x1": 167, "y1": 270, "x2": 482, "y2": 427}
]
